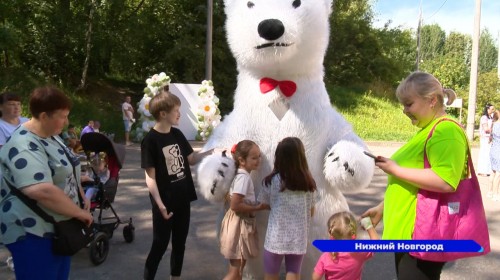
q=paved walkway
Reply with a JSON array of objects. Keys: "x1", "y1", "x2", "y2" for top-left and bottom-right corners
[{"x1": 0, "y1": 141, "x2": 498, "y2": 279}]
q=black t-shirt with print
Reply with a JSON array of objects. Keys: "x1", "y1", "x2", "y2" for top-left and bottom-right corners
[{"x1": 141, "y1": 127, "x2": 196, "y2": 209}]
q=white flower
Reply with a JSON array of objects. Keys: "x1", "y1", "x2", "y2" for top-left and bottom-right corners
[
  {"x1": 212, "y1": 96, "x2": 219, "y2": 104},
  {"x1": 211, "y1": 116, "x2": 221, "y2": 127},
  {"x1": 199, "y1": 122, "x2": 210, "y2": 129},
  {"x1": 195, "y1": 80, "x2": 220, "y2": 141},
  {"x1": 142, "y1": 120, "x2": 155, "y2": 131},
  {"x1": 198, "y1": 100, "x2": 217, "y2": 117},
  {"x1": 137, "y1": 96, "x2": 152, "y2": 117},
  {"x1": 145, "y1": 72, "x2": 171, "y2": 96}
]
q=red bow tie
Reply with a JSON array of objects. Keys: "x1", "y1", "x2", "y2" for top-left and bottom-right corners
[{"x1": 260, "y1": 78, "x2": 297, "y2": 97}]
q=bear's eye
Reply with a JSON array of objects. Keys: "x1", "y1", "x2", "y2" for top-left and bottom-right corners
[
  {"x1": 292, "y1": 0, "x2": 301, "y2": 8},
  {"x1": 247, "y1": 1, "x2": 254, "y2": 8}
]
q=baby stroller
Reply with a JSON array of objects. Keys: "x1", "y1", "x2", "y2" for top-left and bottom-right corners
[{"x1": 81, "y1": 132, "x2": 135, "y2": 265}]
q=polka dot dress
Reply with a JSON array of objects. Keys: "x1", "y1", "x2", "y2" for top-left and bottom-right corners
[{"x1": 0, "y1": 126, "x2": 81, "y2": 244}]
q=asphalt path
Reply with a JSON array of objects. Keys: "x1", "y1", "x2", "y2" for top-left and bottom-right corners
[{"x1": 0, "y1": 141, "x2": 498, "y2": 280}]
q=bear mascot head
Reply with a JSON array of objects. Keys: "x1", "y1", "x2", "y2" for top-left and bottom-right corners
[{"x1": 197, "y1": 0, "x2": 375, "y2": 278}]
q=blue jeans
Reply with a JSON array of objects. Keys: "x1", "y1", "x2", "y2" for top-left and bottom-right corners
[
  {"x1": 6, "y1": 233, "x2": 71, "y2": 280},
  {"x1": 123, "y1": 119, "x2": 132, "y2": 132}
]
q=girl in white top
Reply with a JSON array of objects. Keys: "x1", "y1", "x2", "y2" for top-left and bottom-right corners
[
  {"x1": 221, "y1": 140, "x2": 267, "y2": 280},
  {"x1": 477, "y1": 103, "x2": 495, "y2": 176},
  {"x1": 258, "y1": 137, "x2": 316, "y2": 280}
]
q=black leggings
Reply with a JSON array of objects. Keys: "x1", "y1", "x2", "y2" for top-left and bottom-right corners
[
  {"x1": 395, "y1": 253, "x2": 446, "y2": 280},
  {"x1": 143, "y1": 203, "x2": 191, "y2": 279}
]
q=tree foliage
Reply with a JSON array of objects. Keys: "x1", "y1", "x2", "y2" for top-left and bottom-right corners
[
  {"x1": 0, "y1": 0, "x2": 496, "y2": 119},
  {"x1": 419, "y1": 24, "x2": 446, "y2": 62},
  {"x1": 326, "y1": 0, "x2": 415, "y2": 88},
  {"x1": 478, "y1": 29, "x2": 498, "y2": 73}
]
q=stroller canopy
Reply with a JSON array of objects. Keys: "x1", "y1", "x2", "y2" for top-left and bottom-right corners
[{"x1": 81, "y1": 132, "x2": 126, "y2": 169}]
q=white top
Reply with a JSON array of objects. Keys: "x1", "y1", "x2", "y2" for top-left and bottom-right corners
[
  {"x1": 480, "y1": 115, "x2": 492, "y2": 138},
  {"x1": 0, "y1": 117, "x2": 29, "y2": 146},
  {"x1": 230, "y1": 169, "x2": 256, "y2": 204},
  {"x1": 258, "y1": 174, "x2": 315, "y2": 254},
  {"x1": 122, "y1": 102, "x2": 133, "y2": 120}
]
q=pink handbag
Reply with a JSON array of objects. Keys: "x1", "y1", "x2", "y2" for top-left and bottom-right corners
[{"x1": 410, "y1": 118, "x2": 490, "y2": 262}]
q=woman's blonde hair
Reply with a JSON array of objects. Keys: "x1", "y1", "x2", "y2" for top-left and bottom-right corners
[
  {"x1": 396, "y1": 71, "x2": 457, "y2": 109},
  {"x1": 327, "y1": 211, "x2": 357, "y2": 260}
]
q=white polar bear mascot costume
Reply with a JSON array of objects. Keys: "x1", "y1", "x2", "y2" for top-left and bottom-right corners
[{"x1": 197, "y1": 0, "x2": 375, "y2": 278}]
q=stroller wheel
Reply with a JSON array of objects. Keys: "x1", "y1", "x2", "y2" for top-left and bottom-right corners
[
  {"x1": 89, "y1": 232, "x2": 110, "y2": 265},
  {"x1": 123, "y1": 224, "x2": 135, "y2": 243}
]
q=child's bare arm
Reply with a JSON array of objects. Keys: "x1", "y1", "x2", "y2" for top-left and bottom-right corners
[
  {"x1": 145, "y1": 168, "x2": 173, "y2": 220},
  {"x1": 187, "y1": 149, "x2": 212, "y2": 165},
  {"x1": 230, "y1": 193, "x2": 263, "y2": 213},
  {"x1": 312, "y1": 272, "x2": 323, "y2": 280},
  {"x1": 366, "y1": 227, "x2": 379, "y2": 240}
]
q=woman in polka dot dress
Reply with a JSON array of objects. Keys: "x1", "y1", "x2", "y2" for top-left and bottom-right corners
[{"x1": 0, "y1": 86, "x2": 93, "y2": 280}]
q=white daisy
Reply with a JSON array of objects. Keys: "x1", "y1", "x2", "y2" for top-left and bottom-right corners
[
  {"x1": 198, "y1": 100, "x2": 217, "y2": 117},
  {"x1": 137, "y1": 96, "x2": 152, "y2": 117}
]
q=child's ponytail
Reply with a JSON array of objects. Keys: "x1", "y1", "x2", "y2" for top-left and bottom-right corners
[{"x1": 327, "y1": 211, "x2": 358, "y2": 261}]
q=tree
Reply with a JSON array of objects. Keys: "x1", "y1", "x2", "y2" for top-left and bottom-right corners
[
  {"x1": 443, "y1": 32, "x2": 471, "y2": 68},
  {"x1": 79, "y1": 0, "x2": 96, "y2": 89},
  {"x1": 421, "y1": 55, "x2": 469, "y2": 91},
  {"x1": 478, "y1": 28, "x2": 498, "y2": 73},
  {"x1": 476, "y1": 71, "x2": 500, "y2": 112},
  {"x1": 375, "y1": 25, "x2": 416, "y2": 84},
  {"x1": 326, "y1": 0, "x2": 415, "y2": 89},
  {"x1": 419, "y1": 24, "x2": 446, "y2": 62}
]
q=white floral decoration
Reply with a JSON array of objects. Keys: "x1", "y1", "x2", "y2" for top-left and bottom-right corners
[
  {"x1": 133, "y1": 72, "x2": 171, "y2": 141},
  {"x1": 145, "y1": 72, "x2": 171, "y2": 97},
  {"x1": 133, "y1": 74, "x2": 220, "y2": 142},
  {"x1": 196, "y1": 80, "x2": 221, "y2": 141}
]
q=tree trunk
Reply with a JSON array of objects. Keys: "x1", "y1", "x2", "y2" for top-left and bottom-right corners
[
  {"x1": 79, "y1": 0, "x2": 96, "y2": 90},
  {"x1": 2, "y1": 50, "x2": 9, "y2": 68}
]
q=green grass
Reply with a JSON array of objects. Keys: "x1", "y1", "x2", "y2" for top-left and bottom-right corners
[
  {"x1": 67, "y1": 79, "x2": 145, "y2": 142},
  {"x1": 328, "y1": 85, "x2": 419, "y2": 142}
]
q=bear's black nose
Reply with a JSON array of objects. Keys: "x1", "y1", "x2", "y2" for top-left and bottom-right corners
[{"x1": 258, "y1": 19, "x2": 285, "y2": 41}]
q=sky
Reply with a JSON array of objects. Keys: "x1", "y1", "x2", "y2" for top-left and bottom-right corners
[{"x1": 371, "y1": 0, "x2": 500, "y2": 38}]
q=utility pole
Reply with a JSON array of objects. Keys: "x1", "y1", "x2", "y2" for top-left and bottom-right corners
[
  {"x1": 466, "y1": 0, "x2": 482, "y2": 141},
  {"x1": 497, "y1": 31, "x2": 500, "y2": 79},
  {"x1": 205, "y1": 0, "x2": 213, "y2": 80},
  {"x1": 415, "y1": 1, "x2": 423, "y2": 71}
]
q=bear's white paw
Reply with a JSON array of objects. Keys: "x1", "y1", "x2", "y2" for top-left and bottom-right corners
[
  {"x1": 323, "y1": 140, "x2": 374, "y2": 191},
  {"x1": 197, "y1": 151, "x2": 236, "y2": 203}
]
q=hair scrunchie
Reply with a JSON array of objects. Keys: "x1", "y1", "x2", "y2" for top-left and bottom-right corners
[{"x1": 231, "y1": 144, "x2": 237, "y2": 154}]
